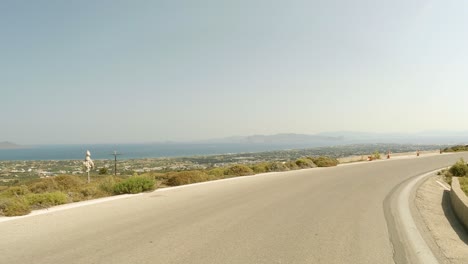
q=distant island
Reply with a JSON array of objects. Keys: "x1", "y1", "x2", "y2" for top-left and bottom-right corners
[
  {"x1": 0, "y1": 141, "x2": 23, "y2": 149},
  {"x1": 196, "y1": 131, "x2": 468, "y2": 146},
  {"x1": 195, "y1": 133, "x2": 342, "y2": 147}
]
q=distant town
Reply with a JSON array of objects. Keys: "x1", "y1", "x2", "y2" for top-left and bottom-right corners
[{"x1": 0, "y1": 143, "x2": 445, "y2": 185}]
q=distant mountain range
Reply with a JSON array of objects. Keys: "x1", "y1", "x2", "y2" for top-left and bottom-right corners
[
  {"x1": 4, "y1": 131, "x2": 468, "y2": 149},
  {"x1": 198, "y1": 133, "x2": 342, "y2": 147},
  {"x1": 195, "y1": 131, "x2": 468, "y2": 147},
  {"x1": 0, "y1": 141, "x2": 23, "y2": 149},
  {"x1": 315, "y1": 131, "x2": 468, "y2": 145}
]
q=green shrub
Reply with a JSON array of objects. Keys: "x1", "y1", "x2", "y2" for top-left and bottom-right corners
[
  {"x1": 285, "y1": 161, "x2": 299, "y2": 170},
  {"x1": 80, "y1": 185, "x2": 108, "y2": 199},
  {"x1": 27, "y1": 175, "x2": 84, "y2": 194},
  {"x1": 449, "y1": 158, "x2": 468, "y2": 177},
  {"x1": 372, "y1": 151, "x2": 381, "y2": 160},
  {"x1": 98, "y1": 176, "x2": 119, "y2": 194},
  {"x1": 312, "y1": 156, "x2": 339, "y2": 167},
  {"x1": 28, "y1": 180, "x2": 55, "y2": 193},
  {"x1": 459, "y1": 177, "x2": 468, "y2": 196},
  {"x1": 0, "y1": 197, "x2": 31, "y2": 216},
  {"x1": 224, "y1": 165, "x2": 254, "y2": 177},
  {"x1": 167, "y1": 171, "x2": 210, "y2": 186},
  {"x1": 4, "y1": 185, "x2": 30, "y2": 197},
  {"x1": 266, "y1": 162, "x2": 289, "y2": 172},
  {"x1": 113, "y1": 176, "x2": 156, "y2": 194},
  {"x1": 251, "y1": 163, "x2": 270, "y2": 173},
  {"x1": 444, "y1": 145, "x2": 468, "y2": 152},
  {"x1": 53, "y1": 175, "x2": 85, "y2": 191},
  {"x1": 207, "y1": 167, "x2": 226, "y2": 177},
  {"x1": 153, "y1": 172, "x2": 170, "y2": 181},
  {"x1": 67, "y1": 191, "x2": 86, "y2": 203},
  {"x1": 439, "y1": 169, "x2": 452, "y2": 185},
  {"x1": 25, "y1": 192, "x2": 68, "y2": 209},
  {"x1": 139, "y1": 172, "x2": 159, "y2": 180},
  {"x1": 295, "y1": 158, "x2": 317, "y2": 169},
  {"x1": 135, "y1": 172, "x2": 168, "y2": 182}
]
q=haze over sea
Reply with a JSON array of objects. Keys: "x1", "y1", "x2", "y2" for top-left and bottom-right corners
[
  {"x1": 0, "y1": 143, "x2": 313, "y2": 161},
  {"x1": 2, "y1": 131, "x2": 467, "y2": 161}
]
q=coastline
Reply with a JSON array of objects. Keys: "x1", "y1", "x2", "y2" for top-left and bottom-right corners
[
  {"x1": 0, "y1": 143, "x2": 445, "y2": 161},
  {"x1": 0, "y1": 147, "x2": 443, "y2": 183}
]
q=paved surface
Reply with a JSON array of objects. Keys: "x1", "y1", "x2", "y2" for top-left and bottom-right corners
[
  {"x1": 1, "y1": 153, "x2": 468, "y2": 264},
  {"x1": 415, "y1": 175, "x2": 468, "y2": 264}
]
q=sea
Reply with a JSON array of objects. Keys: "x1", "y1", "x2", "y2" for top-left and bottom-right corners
[{"x1": 0, "y1": 143, "x2": 308, "y2": 161}]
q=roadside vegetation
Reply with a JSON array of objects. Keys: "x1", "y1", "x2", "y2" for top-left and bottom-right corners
[
  {"x1": 310, "y1": 156, "x2": 339, "y2": 167},
  {"x1": 440, "y1": 158, "x2": 468, "y2": 196},
  {"x1": 0, "y1": 175, "x2": 156, "y2": 216},
  {"x1": 372, "y1": 151, "x2": 381, "y2": 160},
  {"x1": 459, "y1": 177, "x2": 468, "y2": 196},
  {"x1": 365, "y1": 151, "x2": 382, "y2": 161},
  {"x1": 443, "y1": 145, "x2": 468, "y2": 153},
  {"x1": 0, "y1": 156, "x2": 339, "y2": 217}
]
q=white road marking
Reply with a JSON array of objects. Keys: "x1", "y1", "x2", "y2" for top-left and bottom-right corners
[
  {"x1": 397, "y1": 169, "x2": 440, "y2": 264},
  {"x1": 435, "y1": 180, "x2": 451, "y2": 191}
]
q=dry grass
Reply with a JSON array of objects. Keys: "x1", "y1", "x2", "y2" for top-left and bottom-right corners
[
  {"x1": 0, "y1": 174, "x2": 155, "y2": 216},
  {"x1": 459, "y1": 177, "x2": 468, "y2": 196}
]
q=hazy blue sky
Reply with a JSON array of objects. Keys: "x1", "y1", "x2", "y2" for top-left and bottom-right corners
[{"x1": 2, "y1": 0, "x2": 468, "y2": 144}]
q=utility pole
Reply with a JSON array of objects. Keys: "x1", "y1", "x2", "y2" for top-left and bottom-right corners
[{"x1": 111, "y1": 151, "x2": 121, "y2": 176}]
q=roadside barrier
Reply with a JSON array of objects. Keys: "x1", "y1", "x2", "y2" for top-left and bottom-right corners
[{"x1": 450, "y1": 177, "x2": 468, "y2": 231}]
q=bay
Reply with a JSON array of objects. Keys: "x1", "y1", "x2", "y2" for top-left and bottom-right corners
[{"x1": 0, "y1": 143, "x2": 308, "y2": 161}]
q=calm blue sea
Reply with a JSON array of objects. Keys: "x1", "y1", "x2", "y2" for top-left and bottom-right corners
[{"x1": 0, "y1": 143, "x2": 302, "y2": 161}]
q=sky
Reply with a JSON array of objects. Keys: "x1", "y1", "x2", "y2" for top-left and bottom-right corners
[{"x1": 2, "y1": 0, "x2": 468, "y2": 144}]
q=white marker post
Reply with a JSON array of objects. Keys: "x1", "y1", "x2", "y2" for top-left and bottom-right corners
[{"x1": 83, "y1": 150, "x2": 95, "y2": 183}]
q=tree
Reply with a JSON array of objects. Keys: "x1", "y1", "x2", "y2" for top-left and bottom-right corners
[{"x1": 98, "y1": 168, "x2": 108, "y2": 175}]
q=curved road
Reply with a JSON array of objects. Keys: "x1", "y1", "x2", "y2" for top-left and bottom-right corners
[{"x1": 1, "y1": 153, "x2": 467, "y2": 264}]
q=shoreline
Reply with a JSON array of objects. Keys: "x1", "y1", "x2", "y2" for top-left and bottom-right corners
[
  {"x1": 0, "y1": 148, "x2": 445, "y2": 180},
  {"x1": 0, "y1": 144, "x2": 445, "y2": 162}
]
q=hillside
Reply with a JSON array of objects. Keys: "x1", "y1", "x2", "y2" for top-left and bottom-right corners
[
  {"x1": 197, "y1": 133, "x2": 343, "y2": 148},
  {"x1": 199, "y1": 131, "x2": 468, "y2": 147},
  {"x1": 0, "y1": 141, "x2": 22, "y2": 149}
]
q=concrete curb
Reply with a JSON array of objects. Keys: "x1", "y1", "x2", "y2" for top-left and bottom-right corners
[
  {"x1": 395, "y1": 169, "x2": 440, "y2": 264},
  {"x1": 450, "y1": 177, "x2": 468, "y2": 231},
  {"x1": 0, "y1": 193, "x2": 143, "y2": 223}
]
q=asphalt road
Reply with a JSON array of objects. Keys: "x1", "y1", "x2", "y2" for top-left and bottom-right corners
[{"x1": 1, "y1": 153, "x2": 467, "y2": 264}]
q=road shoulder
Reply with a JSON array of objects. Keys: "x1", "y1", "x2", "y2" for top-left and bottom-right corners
[{"x1": 415, "y1": 174, "x2": 468, "y2": 264}]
